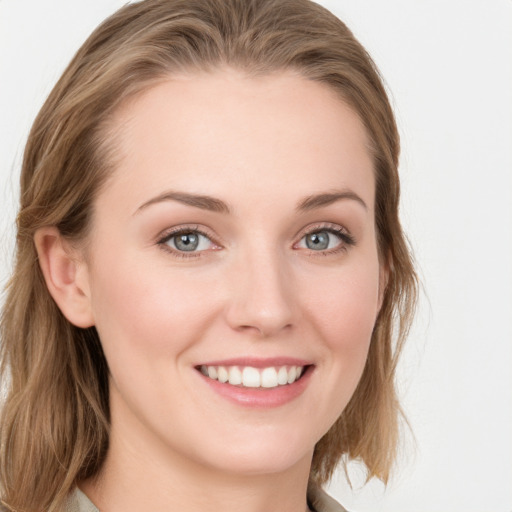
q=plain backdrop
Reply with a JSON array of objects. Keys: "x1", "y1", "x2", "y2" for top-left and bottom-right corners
[{"x1": 1, "y1": 1, "x2": 511, "y2": 511}]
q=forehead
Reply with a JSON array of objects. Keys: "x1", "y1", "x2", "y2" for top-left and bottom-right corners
[{"x1": 99, "y1": 69, "x2": 375, "y2": 215}]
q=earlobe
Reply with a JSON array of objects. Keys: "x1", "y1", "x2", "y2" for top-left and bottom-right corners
[{"x1": 34, "y1": 227, "x2": 94, "y2": 328}]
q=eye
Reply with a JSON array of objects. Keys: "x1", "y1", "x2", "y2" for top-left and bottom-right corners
[
  {"x1": 303, "y1": 231, "x2": 333, "y2": 250},
  {"x1": 295, "y1": 226, "x2": 355, "y2": 253},
  {"x1": 158, "y1": 228, "x2": 217, "y2": 254}
]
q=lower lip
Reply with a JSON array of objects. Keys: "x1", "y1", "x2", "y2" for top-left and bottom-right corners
[{"x1": 197, "y1": 366, "x2": 314, "y2": 408}]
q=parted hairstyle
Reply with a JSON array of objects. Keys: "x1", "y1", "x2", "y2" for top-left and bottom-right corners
[{"x1": 0, "y1": 0, "x2": 418, "y2": 510}]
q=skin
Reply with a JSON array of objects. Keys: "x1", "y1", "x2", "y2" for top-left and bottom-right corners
[{"x1": 36, "y1": 69, "x2": 384, "y2": 512}]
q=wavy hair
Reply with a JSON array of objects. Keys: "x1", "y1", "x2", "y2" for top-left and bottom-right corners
[{"x1": 0, "y1": 0, "x2": 417, "y2": 510}]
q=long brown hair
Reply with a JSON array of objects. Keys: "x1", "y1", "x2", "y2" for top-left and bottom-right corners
[{"x1": 0, "y1": 1, "x2": 417, "y2": 510}]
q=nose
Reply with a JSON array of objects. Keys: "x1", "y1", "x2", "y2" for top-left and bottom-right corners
[{"x1": 224, "y1": 246, "x2": 296, "y2": 337}]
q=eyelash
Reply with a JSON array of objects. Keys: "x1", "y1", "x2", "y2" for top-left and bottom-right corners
[
  {"x1": 296, "y1": 224, "x2": 356, "y2": 257},
  {"x1": 156, "y1": 223, "x2": 356, "y2": 258},
  {"x1": 157, "y1": 225, "x2": 218, "y2": 259}
]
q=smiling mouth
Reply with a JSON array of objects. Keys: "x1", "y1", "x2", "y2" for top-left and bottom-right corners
[{"x1": 196, "y1": 364, "x2": 310, "y2": 389}]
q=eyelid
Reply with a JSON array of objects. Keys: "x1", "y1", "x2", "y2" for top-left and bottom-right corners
[
  {"x1": 294, "y1": 222, "x2": 354, "y2": 240},
  {"x1": 293, "y1": 222, "x2": 356, "y2": 252},
  {"x1": 156, "y1": 224, "x2": 222, "y2": 256}
]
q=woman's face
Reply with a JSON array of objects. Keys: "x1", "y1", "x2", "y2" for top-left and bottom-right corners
[{"x1": 82, "y1": 70, "x2": 382, "y2": 477}]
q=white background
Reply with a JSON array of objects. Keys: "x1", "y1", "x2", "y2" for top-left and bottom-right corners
[{"x1": 1, "y1": 1, "x2": 511, "y2": 511}]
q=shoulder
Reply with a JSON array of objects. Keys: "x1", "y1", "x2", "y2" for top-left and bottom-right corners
[{"x1": 308, "y1": 483, "x2": 350, "y2": 512}]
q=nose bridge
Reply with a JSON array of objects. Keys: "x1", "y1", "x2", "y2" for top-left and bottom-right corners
[{"x1": 225, "y1": 239, "x2": 296, "y2": 336}]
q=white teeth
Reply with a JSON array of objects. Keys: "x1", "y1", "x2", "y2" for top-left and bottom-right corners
[
  {"x1": 242, "y1": 367, "x2": 260, "y2": 388},
  {"x1": 218, "y1": 366, "x2": 228, "y2": 383},
  {"x1": 200, "y1": 365, "x2": 305, "y2": 388},
  {"x1": 261, "y1": 367, "x2": 278, "y2": 388},
  {"x1": 277, "y1": 366, "x2": 288, "y2": 385},
  {"x1": 228, "y1": 366, "x2": 242, "y2": 385}
]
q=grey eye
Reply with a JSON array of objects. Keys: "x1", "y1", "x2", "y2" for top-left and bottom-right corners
[
  {"x1": 161, "y1": 229, "x2": 216, "y2": 254},
  {"x1": 173, "y1": 232, "x2": 200, "y2": 251},
  {"x1": 305, "y1": 231, "x2": 330, "y2": 250}
]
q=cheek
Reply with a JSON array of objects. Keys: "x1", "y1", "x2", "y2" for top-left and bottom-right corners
[
  {"x1": 88, "y1": 252, "x2": 221, "y2": 362},
  {"x1": 304, "y1": 261, "x2": 380, "y2": 370},
  {"x1": 289, "y1": 259, "x2": 381, "y2": 438}
]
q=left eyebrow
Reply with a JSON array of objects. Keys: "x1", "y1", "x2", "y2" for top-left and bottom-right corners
[{"x1": 296, "y1": 189, "x2": 368, "y2": 212}]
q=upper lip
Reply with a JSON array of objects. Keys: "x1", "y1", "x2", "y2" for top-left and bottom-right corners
[{"x1": 195, "y1": 357, "x2": 313, "y2": 368}]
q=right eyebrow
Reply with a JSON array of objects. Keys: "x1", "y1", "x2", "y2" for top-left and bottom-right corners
[{"x1": 134, "y1": 190, "x2": 231, "y2": 215}]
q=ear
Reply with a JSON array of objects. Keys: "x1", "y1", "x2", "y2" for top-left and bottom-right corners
[{"x1": 34, "y1": 227, "x2": 94, "y2": 328}]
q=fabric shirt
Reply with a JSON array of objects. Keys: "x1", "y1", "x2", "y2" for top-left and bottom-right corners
[{"x1": 64, "y1": 484, "x2": 349, "y2": 512}]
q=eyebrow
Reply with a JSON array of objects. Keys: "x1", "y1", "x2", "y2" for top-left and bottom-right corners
[
  {"x1": 135, "y1": 188, "x2": 367, "y2": 215},
  {"x1": 136, "y1": 191, "x2": 231, "y2": 214},
  {"x1": 296, "y1": 190, "x2": 368, "y2": 212}
]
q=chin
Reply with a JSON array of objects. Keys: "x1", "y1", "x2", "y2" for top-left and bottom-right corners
[
  {"x1": 205, "y1": 448, "x2": 312, "y2": 477},
  {"x1": 185, "y1": 426, "x2": 316, "y2": 477}
]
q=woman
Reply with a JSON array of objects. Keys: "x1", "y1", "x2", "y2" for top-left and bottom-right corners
[{"x1": 0, "y1": 0, "x2": 417, "y2": 511}]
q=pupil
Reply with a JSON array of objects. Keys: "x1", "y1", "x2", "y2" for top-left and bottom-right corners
[
  {"x1": 306, "y1": 231, "x2": 329, "y2": 250},
  {"x1": 175, "y1": 233, "x2": 199, "y2": 251}
]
